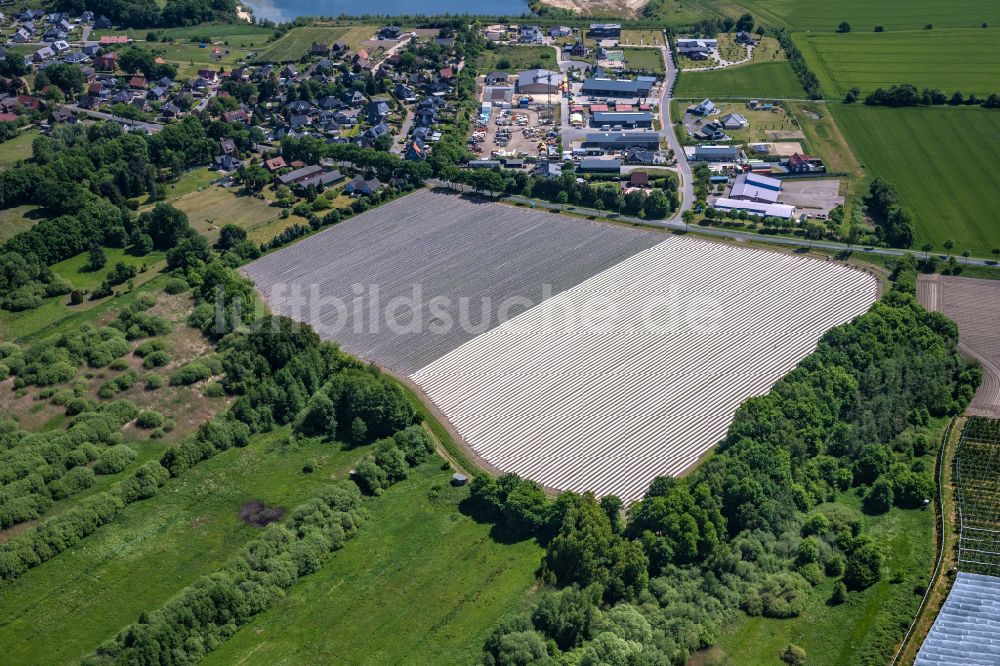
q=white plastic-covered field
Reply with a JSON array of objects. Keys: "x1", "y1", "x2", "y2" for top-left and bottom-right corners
[{"x1": 412, "y1": 237, "x2": 879, "y2": 501}]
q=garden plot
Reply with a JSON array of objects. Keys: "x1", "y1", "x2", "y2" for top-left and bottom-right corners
[
  {"x1": 242, "y1": 190, "x2": 662, "y2": 373},
  {"x1": 413, "y1": 238, "x2": 878, "y2": 501}
]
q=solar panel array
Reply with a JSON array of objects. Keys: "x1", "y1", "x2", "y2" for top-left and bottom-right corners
[
  {"x1": 412, "y1": 236, "x2": 878, "y2": 500},
  {"x1": 915, "y1": 572, "x2": 1000, "y2": 665}
]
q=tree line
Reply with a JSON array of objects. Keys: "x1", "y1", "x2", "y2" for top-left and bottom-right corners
[
  {"x1": 857, "y1": 83, "x2": 1000, "y2": 108},
  {"x1": 55, "y1": 0, "x2": 238, "y2": 29}
]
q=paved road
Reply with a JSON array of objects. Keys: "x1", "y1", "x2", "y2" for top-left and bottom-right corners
[
  {"x1": 656, "y1": 38, "x2": 694, "y2": 225},
  {"x1": 64, "y1": 104, "x2": 164, "y2": 133},
  {"x1": 427, "y1": 179, "x2": 998, "y2": 267}
]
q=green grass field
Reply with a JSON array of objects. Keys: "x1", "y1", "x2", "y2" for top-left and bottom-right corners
[
  {"x1": 0, "y1": 430, "x2": 368, "y2": 665},
  {"x1": 730, "y1": 0, "x2": 1000, "y2": 32},
  {"x1": 674, "y1": 60, "x2": 806, "y2": 99},
  {"x1": 476, "y1": 45, "x2": 556, "y2": 73},
  {"x1": 833, "y1": 103, "x2": 1000, "y2": 257},
  {"x1": 255, "y1": 26, "x2": 373, "y2": 63},
  {"x1": 718, "y1": 493, "x2": 934, "y2": 665},
  {"x1": 205, "y1": 464, "x2": 542, "y2": 665},
  {"x1": 786, "y1": 101, "x2": 864, "y2": 205},
  {"x1": 0, "y1": 130, "x2": 38, "y2": 170},
  {"x1": 620, "y1": 29, "x2": 665, "y2": 47},
  {"x1": 796, "y1": 28, "x2": 1000, "y2": 97},
  {"x1": 50, "y1": 247, "x2": 166, "y2": 292},
  {"x1": 167, "y1": 185, "x2": 282, "y2": 241},
  {"x1": 0, "y1": 205, "x2": 40, "y2": 242},
  {"x1": 623, "y1": 48, "x2": 665, "y2": 74}
]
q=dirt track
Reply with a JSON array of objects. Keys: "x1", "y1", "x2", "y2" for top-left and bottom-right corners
[{"x1": 918, "y1": 274, "x2": 1000, "y2": 418}]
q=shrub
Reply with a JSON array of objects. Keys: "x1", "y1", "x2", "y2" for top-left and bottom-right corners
[
  {"x1": 830, "y1": 580, "x2": 848, "y2": 604},
  {"x1": 144, "y1": 373, "x2": 165, "y2": 390},
  {"x1": 781, "y1": 644, "x2": 807, "y2": 665},
  {"x1": 94, "y1": 444, "x2": 138, "y2": 475},
  {"x1": 163, "y1": 277, "x2": 189, "y2": 294},
  {"x1": 142, "y1": 350, "x2": 171, "y2": 368},
  {"x1": 136, "y1": 410, "x2": 165, "y2": 429},
  {"x1": 202, "y1": 381, "x2": 225, "y2": 397},
  {"x1": 107, "y1": 358, "x2": 130, "y2": 371},
  {"x1": 170, "y1": 362, "x2": 212, "y2": 386},
  {"x1": 134, "y1": 339, "x2": 166, "y2": 357},
  {"x1": 758, "y1": 573, "x2": 811, "y2": 618},
  {"x1": 353, "y1": 460, "x2": 388, "y2": 495}
]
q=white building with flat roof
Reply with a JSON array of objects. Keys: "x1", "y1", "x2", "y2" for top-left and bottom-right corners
[{"x1": 714, "y1": 197, "x2": 795, "y2": 219}]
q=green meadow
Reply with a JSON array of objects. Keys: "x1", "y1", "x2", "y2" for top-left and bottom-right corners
[
  {"x1": 833, "y1": 103, "x2": 1000, "y2": 257},
  {"x1": 674, "y1": 60, "x2": 806, "y2": 99},
  {"x1": 730, "y1": 0, "x2": 1000, "y2": 32},
  {"x1": 206, "y1": 465, "x2": 543, "y2": 665},
  {"x1": 797, "y1": 28, "x2": 1000, "y2": 97}
]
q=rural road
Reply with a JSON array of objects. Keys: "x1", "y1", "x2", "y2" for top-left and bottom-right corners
[
  {"x1": 657, "y1": 37, "x2": 694, "y2": 225},
  {"x1": 428, "y1": 179, "x2": 998, "y2": 268}
]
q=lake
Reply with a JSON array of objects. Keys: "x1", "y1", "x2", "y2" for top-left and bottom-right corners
[{"x1": 241, "y1": 0, "x2": 530, "y2": 22}]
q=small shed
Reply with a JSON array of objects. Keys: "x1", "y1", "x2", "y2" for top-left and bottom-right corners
[{"x1": 452, "y1": 473, "x2": 469, "y2": 486}]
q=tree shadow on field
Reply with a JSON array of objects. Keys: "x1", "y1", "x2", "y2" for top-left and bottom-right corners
[{"x1": 457, "y1": 495, "x2": 543, "y2": 546}]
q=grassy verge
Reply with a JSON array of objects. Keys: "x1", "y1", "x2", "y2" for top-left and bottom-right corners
[{"x1": 674, "y1": 60, "x2": 807, "y2": 99}]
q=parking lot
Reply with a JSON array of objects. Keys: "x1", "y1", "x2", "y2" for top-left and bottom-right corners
[
  {"x1": 469, "y1": 105, "x2": 559, "y2": 159},
  {"x1": 776, "y1": 178, "x2": 844, "y2": 216}
]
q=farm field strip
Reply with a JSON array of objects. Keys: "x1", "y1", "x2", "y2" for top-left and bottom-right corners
[
  {"x1": 413, "y1": 238, "x2": 878, "y2": 501},
  {"x1": 832, "y1": 104, "x2": 1000, "y2": 257},
  {"x1": 243, "y1": 190, "x2": 663, "y2": 374},
  {"x1": 673, "y1": 60, "x2": 806, "y2": 99},
  {"x1": 918, "y1": 276, "x2": 1000, "y2": 418},
  {"x1": 796, "y1": 29, "x2": 1000, "y2": 97},
  {"x1": 730, "y1": 0, "x2": 1000, "y2": 32}
]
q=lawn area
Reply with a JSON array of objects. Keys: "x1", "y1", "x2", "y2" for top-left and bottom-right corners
[
  {"x1": 51, "y1": 246, "x2": 166, "y2": 292},
  {"x1": 476, "y1": 45, "x2": 556, "y2": 72},
  {"x1": 832, "y1": 103, "x2": 1000, "y2": 257},
  {"x1": 645, "y1": 0, "x2": 728, "y2": 24},
  {"x1": 156, "y1": 166, "x2": 220, "y2": 202},
  {"x1": 729, "y1": 0, "x2": 1000, "y2": 32},
  {"x1": 674, "y1": 60, "x2": 806, "y2": 99},
  {"x1": 255, "y1": 26, "x2": 372, "y2": 63},
  {"x1": 796, "y1": 28, "x2": 1000, "y2": 98},
  {"x1": 0, "y1": 129, "x2": 38, "y2": 170},
  {"x1": 0, "y1": 205, "x2": 41, "y2": 242},
  {"x1": 623, "y1": 47, "x2": 665, "y2": 74},
  {"x1": 620, "y1": 29, "x2": 665, "y2": 46},
  {"x1": 94, "y1": 23, "x2": 273, "y2": 41},
  {"x1": 167, "y1": 184, "x2": 281, "y2": 241},
  {"x1": 718, "y1": 486, "x2": 936, "y2": 665},
  {"x1": 205, "y1": 464, "x2": 543, "y2": 666},
  {"x1": 0, "y1": 430, "x2": 368, "y2": 665}
]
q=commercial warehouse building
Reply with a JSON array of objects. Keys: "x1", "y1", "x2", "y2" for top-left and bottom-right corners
[
  {"x1": 713, "y1": 197, "x2": 795, "y2": 220},
  {"x1": 693, "y1": 144, "x2": 738, "y2": 161},
  {"x1": 516, "y1": 69, "x2": 563, "y2": 95},
  {"x1": 579, "y1": 158, "x2": 622, "y2": 173},
  {"x1": 582, "y1": 76, "x2": 656, "y2": 98},
  {"x1": 585, "y1": 131, "x2": 661, "y2": 149},
  {"x1": 591, "y1": 111, "x2": 654, "y2": 128},
  {"x1": 729, "y1": 173, "x2": 782, "y2": 203}
]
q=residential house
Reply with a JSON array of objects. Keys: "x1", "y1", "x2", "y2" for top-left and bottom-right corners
[
  {"x1": 214, "y1": 153, "x2": 242, "y2": 171},
  {"x1": 588, "y1": 23, "x2": 621, "y2": 39},
  {"x1": 736, "y1": 31, "x2": 756, "y2": 45},
  {"x1": 33, "y1": 46, "x2": 55, "y2": 62},
  {"x1": 93, "y1": 14, "x2": 112, "y2": 29},
  {"x1": 629, "y1": 171, "x2": 650, "y2": 188},
  {"x1": 365, "y1": 99, "x2": 390, "y2": 124},
  {"x1": 93, "y1": 52, "x2": 118, "y2": 71},
  {"x1": 536, "y1": 161, "x2": 562, "y2": 178},
  {"x1": 160, "y1": 101, "x2": 182, "y2": 117},
  {"x1": 344, "y1": 174, "x2": 382, "y2": 195},
  {"x1": 691, "y1": 98, "x2": 718, "y2": 116},
  {"x1": 147, "y1": 85, "x2": 168, "y2": 100},
  {"x1": 128, "y1": 75, "x2": 147, "y2": 89},
  {"x1": 99, "y1": 35, "x2": 128, "y2": 46},
  {"x1": 377, "y1": 25, "x2": 401, "y2": 40},
  {"x1": 405, "y1": 141, "x2": 426, "y2": 161},
  {"x1": 485, "y1": 71, "x2": 509, "y2": 86},
  {"x1": 550, "y1": 25, "x2": 572, "y2": 38},
  {"x1": 310, "y1": 41, "x2": 329, "y2": 56},
  {"x1": 518, "y1": 25, "x2": 543, "y2": 43},
  {"x1": 719, "y1": 113, "x2": 748, "y2": 130},
  {"x1": 264, "y1": 156, "x2": 287, "y2": 171},
  {"x1": 220, "y1": 138, "x2": 237, "y2": 155},
  {"x1": 49, "y1": 106, "x2": 75, "y2": 124},
  {"x1": 63, "y1": 51, "x2": 88, "y2": 64},
  {"x1": 51, "y1": 40, "x2": 70, "y2": 53},
  {"x1": 223, "y1": 108, "x2": 249, "y2": 124},
  {"x1": 676, "y1": 38, "x2": 717, "y2": 58}
]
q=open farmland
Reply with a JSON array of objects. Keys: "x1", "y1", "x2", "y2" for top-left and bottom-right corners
[
  {"x1": 242, "y1": 190, "x2": 662, "y2": 374},
  {"x1": 796, "y1": 28, "x2": 1000, "y2": 97},
  {"x1": 413, "y1": 238, "x2": 878, "y2": 501},
  {"x1": 918, "y1": 276, "x2": 1000, "y2": 418},
  {"x1": 673, "y1": 60, "x2": 806, "y2": 99},
  {"x1": 729, "y1": 0, "x2": 1000, "y2": 32},
  {"x1": 833, "y1": 104, "x2": 1000, "y2": 256}
]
